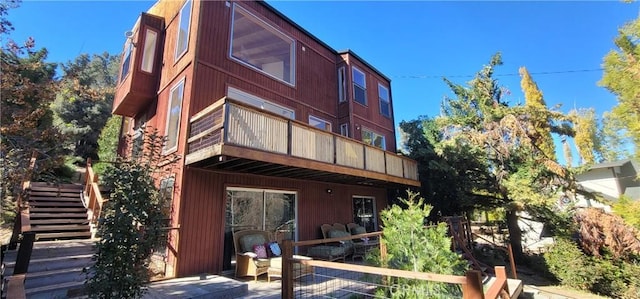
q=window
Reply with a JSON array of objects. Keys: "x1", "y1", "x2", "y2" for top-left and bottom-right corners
[
  {"x1": 120, "y1": 41, "x2": 133, "y2": 82},
  {"x1": 230, "y1": 4, "x2": 295, "y2": 85},
  {"x1": 378, "y1": 83, "x2": 391, "y2": 117},
  {"x1": 132, "y1": 114, "x2": 147, "y2": 159},
  {"x1": 141, "y1": 29, "x2": 158, "y2": 73},
  {"x1": 175, "y1": 0, "x2": 192, "y2": 60},
  {"x1": 353, "y1": 196, "x2": 376, "y2": 232},
  {"x1": 338, "y1": 67, "x2": 346, "y2": 102},
  {"x1": 164, "y1": 79, "x2": 185, "y2": 153},
  {"x1": 340, "y1": 123, "x2": 349, "y2": 137},
  {"x1": 309, "y1": 115, "x2": 331, "y2": 131},
  {"x1": 224, "y1": 187, "x2": 297, "y2": 269},
  {"x1": 227, "y1": 87, "x2": 295, "y2": 119},
  {"x1": 352, "y1": 67, "x2": 367, "y2": 105},
  {"x1": 362, "y1": 128, "x2": 386, "y2": 150}
]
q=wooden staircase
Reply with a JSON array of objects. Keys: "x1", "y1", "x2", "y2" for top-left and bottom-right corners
[
  {"x1": 3, "y1": 240, "x2": 95, "y2": 299},
  {"x1": 28, "y1": 183, "x2": 91, "y2": 241}
]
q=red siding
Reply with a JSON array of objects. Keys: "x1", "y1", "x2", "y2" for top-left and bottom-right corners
[{"x1": 175, "y1": 167, "x2": 388, "y2": 277}]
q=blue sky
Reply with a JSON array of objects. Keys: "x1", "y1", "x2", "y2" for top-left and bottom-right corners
[{"x1": 6, "y1": 1, "x2": 639, "y2": 159}]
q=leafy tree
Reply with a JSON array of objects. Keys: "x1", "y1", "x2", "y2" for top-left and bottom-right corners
[
  {"x1": 52, "y1": 53, "x2": 119, "y2": 161},
  {"x1": 87, "y1": 128, "x2": 176, "y2": 298},
  {"x1": 570, "y1": 108, "x2": 600, "y2": 165},
  {"x1": 1, "y1": 3, "x2": 66, "y2": 223},
  {"x1": 519, "y1": 66, "x2": 556, "y2": 160},
  {"x1": 612, "y1": 195, "x2": 640, "y2": 230},
  {"x1": 600, "y1": 16, "x2": 640, "y2": 159},
  {"x1": 435, "y1": 53, "x2": 575, "y2": 260},
  {"x1": 375, "y1": 191, "x2": 468, "y2": 298},
  {"x1": 600, "y1": 112, "x2": 632, "y2": 162},
  {"x1": 94, "y1": 115, "x2": 123, "y2": 176}
]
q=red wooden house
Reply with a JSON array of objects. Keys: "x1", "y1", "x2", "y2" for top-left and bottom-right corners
[{"x1": 112, "y1": 0, "x2": 420, "y2": 278}]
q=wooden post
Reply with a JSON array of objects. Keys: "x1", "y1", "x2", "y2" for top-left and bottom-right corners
[
  {"x1": 281, "y1": 239, "x2": 294, "y2": 299},
  {"x1": 462, "y1": 270, "x2": 484, "y2": 299},
  {"x1": 14, "y1": 232, "x2": 35, "y2": 275},
  {"x1": 507, "y1": 244, "x2": 517, "y2": 279},
  {"x1": 495, "y1": 266, "x2": 509, "y2": 295}
]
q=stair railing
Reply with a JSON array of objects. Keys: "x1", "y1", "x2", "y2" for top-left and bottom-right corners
[
  {"x1": 84, "y1": 158, "x2": 106, "y2": 229},
  {"x1": 5, "y1": 151, "x2": 37, "y2": 299}
]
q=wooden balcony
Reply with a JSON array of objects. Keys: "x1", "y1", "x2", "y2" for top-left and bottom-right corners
[{"x1": 185, "y1": 98, "x2": 420, "y2": 187}]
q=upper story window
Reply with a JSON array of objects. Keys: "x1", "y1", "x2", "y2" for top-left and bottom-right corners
[
  {"x1": 228, "y1": 87, "x2": 295, "y2": 119},
  {"x1": 362, "y1": 128, "x2": 385, "y2": 150},
  {"x1": 338, "y1": 67, "x2": 346, "y2": 102},
  {"x1": 175, "y1": 0, "x2": 192, "y2": 60},
  {"x1": 309, "y1": 115, "x2": 331, "y2": 131},
  {"x1": 340, "y1": 123, "x2": 349, "y2": 137},
  {"x1": 164, "y1": 78, "x2": 185, "y2": 153},
  {"x1": 352, "y1": 66, "x2": 367, "y2": 106},
  {"x1": 230, "y1": 4, "x2": 295, "y2": 85},
  {"x1": 378, "y1": 83, "x2": 391, "y2": 117},
  {"x1": 120, "y1": 41, "x2": 133, "y2": 82},
  {"x1": 141, "y1": 29, "x2": 158, "y2": 73}
]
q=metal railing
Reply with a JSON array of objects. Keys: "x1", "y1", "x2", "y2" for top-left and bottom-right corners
[{"x1": 281, "y1": 232, "x2": 512, "y2": 299}]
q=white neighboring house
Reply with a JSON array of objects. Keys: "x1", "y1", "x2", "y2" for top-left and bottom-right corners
[{"x1": 574, "y1": 159, "x2": 640, "y2": 211}]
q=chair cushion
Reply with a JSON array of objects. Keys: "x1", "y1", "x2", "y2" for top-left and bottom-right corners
[
  {"x1": 241, "y1": 234, "x2": 267, "y2": 252},
  {"x1": 351, "y1": 226, "x2": 367, "y2": 235},
  {"x1": 269, "y1": 242, "x2": 282, "y2": 257},
  {"x1": 253, "y1": 244, "x2": 268, "y2": 258},
  {"x1": 307, "y1": 245, "x2": 346, "y2": 258}
]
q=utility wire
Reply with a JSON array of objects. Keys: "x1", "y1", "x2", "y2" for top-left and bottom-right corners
[{"x1": 394, "y1": 68, "x2": 604, "y2": 79}]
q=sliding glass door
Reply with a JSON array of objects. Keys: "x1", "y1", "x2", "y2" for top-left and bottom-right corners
[{"x1": 223, "y1": 187, "x2": 296, "y2": 270}]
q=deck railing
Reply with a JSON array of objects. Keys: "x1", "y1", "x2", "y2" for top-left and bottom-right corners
[
  {"x1": 84, "y1": 159, "x2": 106, "y2": 229},
  {"x1": 281, "y1": 232, "x2": 511, "y2": 299},
  {"x1": 186, "y1": 98, "x2": 419, "y2": 182}
]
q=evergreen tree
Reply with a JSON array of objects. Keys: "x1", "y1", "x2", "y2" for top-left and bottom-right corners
[
  {"x1": 570, "y1": 108, "x2": 600, "y2": 165},
  {"x1": 436, "y1": 53, "x2": 575, "y2": 260},
  {"x1": 52, "y1": 53, "x2": 119, "y2": 161},
  {"x1": 519, "y1": 66, "x2": 556, "y2": 160},
  {"x1": 376, "y1": 191, "x2": 468, "y2": 298}
]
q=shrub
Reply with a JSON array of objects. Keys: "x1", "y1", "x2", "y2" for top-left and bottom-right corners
[
  {"x1": 374, "y1": 191, "x2": 468, "y2": 298},
  {"x1": 545, "y1": 238, "x2": 640, "y2": 298},
  {"x1": 574, "y1": 207, "x2": 640, "y2": 260},
  {"x1": 544, "y1": 238, "x2": 595, "y2": 290}
]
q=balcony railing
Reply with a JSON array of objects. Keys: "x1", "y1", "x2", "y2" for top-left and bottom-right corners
[{"x1": 186, "y1": 97, "x2": 419, "y2": 184}]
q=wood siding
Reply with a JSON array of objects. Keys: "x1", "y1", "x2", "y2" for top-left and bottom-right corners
[
  {"x1": 193, "y1": 1, "x2": 338, "y2": 129},
  {"x1": 176, "y1": 167, "x2": 388, "y2": 277}
]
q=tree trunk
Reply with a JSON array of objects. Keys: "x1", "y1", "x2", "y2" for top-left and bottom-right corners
[{"x1": 506, "y1": 210, "x2": 525, "y2": 262}]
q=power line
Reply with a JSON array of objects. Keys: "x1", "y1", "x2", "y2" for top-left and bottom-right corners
[{"x1": 394, "y1": 68, "x2": 604, "y2": 79}]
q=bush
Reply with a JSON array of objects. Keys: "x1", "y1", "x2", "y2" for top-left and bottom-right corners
[
  {"x1": 374, "y1": 191, "x2": 468, "y2": 298},
  {"x1": 574, "y1": 207, "x2": 640, "y2": 260},
  {"x1": 545, "y1": 238, "x2": 640, "y2": 298},
  {"x1": 544, "y1": 238, "x2": 596, "y2": 290}
]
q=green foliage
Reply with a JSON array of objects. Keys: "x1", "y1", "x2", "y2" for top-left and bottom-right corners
[
  {"x1": 94, "y1": 115, "x2": 122, "y2": 176},
  {"x1": 600, "y1": 16, "x2": 640, "y2": 159},
  {"x1": 545, "y1": 238, "x2": 596, "y2": 289},
  {"x1": 87, "y1": 128, "x2": 176, "y2": 298},
  {"x1": 545, "y1": 238, "x2": 640, "y2": 298},
  {"x1": 613, "y1": 195, "x2": 640, "y2": 230},
  {"x1": 399, "y1": 118, "x2": 499, "y2": 219},
  {"x1": 570, "y1": 108, "x2": 600, "y2": 165},
  {"x1": 52, "y1": 53, "x2": 119, "y2": 161},
  {"x1": 375, "y1": 191, "x2": 468, "y2": 298},
  {"x1": 519, "y1": 66, "x2": 556, "y2": 160}
]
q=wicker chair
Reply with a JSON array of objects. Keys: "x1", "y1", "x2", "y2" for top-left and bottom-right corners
[{"x1": 233, "y1": 229, "x2": 277, "y2": 281}]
